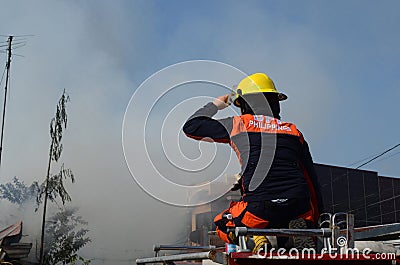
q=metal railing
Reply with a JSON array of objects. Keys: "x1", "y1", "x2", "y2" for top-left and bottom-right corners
[
  {"x1": 225, "y1": 213, "x2": 354, "y2": 253},
  {"x1": 136, "y1": 250, "x2": 216, "y2": 265},
  {"x1": 153, "y1": 244, "x2": 218, "y2": 257},
  {"x1": 135, "y1": 212, "x2": 400, "y2": 264}
]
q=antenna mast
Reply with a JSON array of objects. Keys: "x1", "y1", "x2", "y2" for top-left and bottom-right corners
[{"x1": 0, "y1": 36, "x2": 13, "y2": 169}]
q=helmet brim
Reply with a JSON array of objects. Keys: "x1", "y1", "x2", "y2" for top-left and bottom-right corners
[{"x1": 233, "y1": 92, "x2": 288, "y2": 107}]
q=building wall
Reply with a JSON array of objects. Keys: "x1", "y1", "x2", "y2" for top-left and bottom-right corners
[{"x1": 315, "y1": 163, "x2": 399, "y2": 227}]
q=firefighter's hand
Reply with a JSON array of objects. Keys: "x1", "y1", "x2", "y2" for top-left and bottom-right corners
[
  {"x1": 231, "y1": 181, "x2": 242, "y2": 192},
  {"x1": 213, "y1": 94, "x2": 230, "y2": 110},
  {"x1": 231, "y1": 176, "x2": 243, "y2": 192}
]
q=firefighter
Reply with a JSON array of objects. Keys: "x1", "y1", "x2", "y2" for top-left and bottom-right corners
[{"x1": 183, "y1": 73, "x2": 323, "y2": 252}]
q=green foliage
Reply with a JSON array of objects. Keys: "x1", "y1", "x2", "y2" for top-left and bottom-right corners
[
  {"x1": 36, "y1": 164, "x2": 75, "y2": 211},
  {"x1": 36, "y1": 90, "x2": 74, "y2": 211},
  {"x1": 50, "y1": 90, "x2": 69, "y2": 162},
  {"x1": 0, "y1": 168, "x2": 75, "y2": 212},
  {"x1": 0, "y1": 176, "x2": 39, "y2": 206},
  {"x1": 0, "y1": 90, "x2": 91, "y2": 265},
  {"x1": 43, "y1": 208, "x2": 91, "y2": 265},
  {"x1": 70, "y1": 255, "x2": 92, "y2": 265},
  {"x1": 39, "y1": 90, "x2": 88, "y2": 264},
  {"x1": 0, "y1": 176, "x2": 91, "y2": 264}
]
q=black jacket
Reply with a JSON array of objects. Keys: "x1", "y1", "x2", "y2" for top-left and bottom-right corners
[{"x1": 183, "y1": 102, "x2": 323, "y2": 214}]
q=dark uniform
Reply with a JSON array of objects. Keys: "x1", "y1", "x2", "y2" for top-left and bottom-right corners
[{"x1": 183, "y1": 102, "x2": 323, "y2": 244}]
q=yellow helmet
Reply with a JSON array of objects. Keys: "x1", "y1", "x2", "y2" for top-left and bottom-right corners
[{"x1": 233, "y1": 73, "x2": 287, "y2": 107}]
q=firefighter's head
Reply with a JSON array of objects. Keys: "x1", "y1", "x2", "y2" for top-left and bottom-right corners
[{"x1": 233, "y1": 73, "x2": 287, "y2": 118}]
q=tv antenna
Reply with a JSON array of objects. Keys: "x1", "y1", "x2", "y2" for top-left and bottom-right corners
[{"x1": 0, "y1": 35, "x2": 28, "y2": 170}]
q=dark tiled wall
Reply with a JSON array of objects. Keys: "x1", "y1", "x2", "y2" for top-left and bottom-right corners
[{"x1": 315, "y1": 164, "x2": 400, "y2": 227}]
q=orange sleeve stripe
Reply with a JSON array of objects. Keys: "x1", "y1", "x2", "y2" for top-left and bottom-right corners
[{"x1": 230, "y1": 140, "x2": 242, "y2": 166}]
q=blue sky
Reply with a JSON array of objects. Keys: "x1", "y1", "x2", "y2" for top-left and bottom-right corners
[{"x1": 1, "y1": 0, "x2": 400, "y2": 263}]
